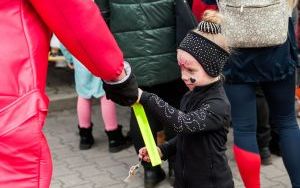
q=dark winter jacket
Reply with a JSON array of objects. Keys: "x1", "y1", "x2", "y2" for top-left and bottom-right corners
[
  {"x1": 175, "y1": 0, "x2": 197, "y2": 45},
  {"x1": 140, "y1": 80, "x2": 234, "y2": 188},
  {"x1": 109, "y1": 0, "x2": 180, "y2": 87},
  {"x1": 94, "y1": 0, "x2": 110, "y2": 23}
]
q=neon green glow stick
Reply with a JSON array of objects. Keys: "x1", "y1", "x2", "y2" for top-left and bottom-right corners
[{"x1": 132, "y1": 103, "x2": 162, "y2": 166}]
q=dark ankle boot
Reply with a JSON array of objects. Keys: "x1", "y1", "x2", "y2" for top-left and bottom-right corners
[
  {"x1": 105, "y1": 125, "x2": 132, "y2": 153},
  {"x1": 144, "y1": 165, "x2": 166, "y2": 188},
  {"x1": 78, "y1": 124, "x2": 94, "y2": 150},
  {"x1": 260, "y1": 147, "x2": 272, "y2": 165}
]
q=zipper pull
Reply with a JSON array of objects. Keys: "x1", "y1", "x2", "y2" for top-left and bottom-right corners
[{"x1": 240, "y1": 5, "x2": 244, "y2": 12}]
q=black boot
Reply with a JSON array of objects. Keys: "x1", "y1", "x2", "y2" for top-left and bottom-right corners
[
  {"x1": 144, "y1": 165, "x2": 166, "y2": 188},
  {"x1": 105, "y1": 125, "x2": 132, "y2": 153},
  {"x1": 259, "y1": 147, "x2": 272, "y2": 165},
  {"x1": 78, "y1": 124, "x2": 94, "y2": 150}
]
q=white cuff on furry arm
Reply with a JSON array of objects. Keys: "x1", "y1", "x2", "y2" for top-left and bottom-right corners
[{"x1": 104, "y1": 61, "x2": 132, "y2": 85}]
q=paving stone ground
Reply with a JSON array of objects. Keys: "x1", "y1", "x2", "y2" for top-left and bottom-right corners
[{"x1": 44, "y1": 106, "x2": 291, "y2": 188}]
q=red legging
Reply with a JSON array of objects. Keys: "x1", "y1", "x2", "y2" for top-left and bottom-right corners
[{"x1": 0, "y1": 112, "x2": 52, "y2": 188}]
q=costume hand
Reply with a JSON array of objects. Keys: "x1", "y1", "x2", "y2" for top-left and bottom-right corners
[
  {"x1": 103, "y1": 61, "x2": 138, "y2": 106},
  {"x1": 115, "y1": 69, "x2": 126, "y2": 81},
  {"x1": 138, "y1": 147, "x2": 163, "y2": 163}
]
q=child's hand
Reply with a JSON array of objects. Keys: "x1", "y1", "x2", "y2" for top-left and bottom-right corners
[{"x1": 138, "y1": 147, "x2": 163, "y2": 162}]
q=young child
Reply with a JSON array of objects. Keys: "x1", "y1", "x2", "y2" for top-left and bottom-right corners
[
  {"x1": 138, "y1": 10, "x2": 234, "y2": 188},
  {"x1": 60, "y1": 44, "x2": 131, "y2": 152},
  {"x1": 49, "y1": 34, "x2": 67, "y2": 68}
]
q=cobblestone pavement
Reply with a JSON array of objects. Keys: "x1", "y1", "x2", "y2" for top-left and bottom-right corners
[{"x1": 44, "y1": 106, "x2": 292, "y2": 188}]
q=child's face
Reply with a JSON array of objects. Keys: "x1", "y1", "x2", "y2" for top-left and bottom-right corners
[{"x1": 177, "y1": 49, "x2": 213, "y2": 91}]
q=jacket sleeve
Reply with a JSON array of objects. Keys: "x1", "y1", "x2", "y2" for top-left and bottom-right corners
[
  {"x1": 140, "y1": 92, "x2": 226, "y2": 134},
  {"x1": 28, "y1": 0, "x2": 124, "y2": 81},
  {"x1": 158, "y1": 137, "x2": 177, "y2": 160}
]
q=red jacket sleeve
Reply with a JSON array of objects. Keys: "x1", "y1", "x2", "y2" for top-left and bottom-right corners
[{"x1": 28, "y1": 0, "x2": 124, "y2": 81}]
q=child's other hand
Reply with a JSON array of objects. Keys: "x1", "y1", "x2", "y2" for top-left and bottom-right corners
[
  {"x1": 137, "y1": 88, "x2": 143, "y2": 103},
  {"x1": 138, "y1": 147, "x2": 163, "y2": 162}
]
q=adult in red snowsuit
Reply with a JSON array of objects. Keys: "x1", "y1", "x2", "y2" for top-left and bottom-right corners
[{"x1": 0, "y1": 0, "x2": 137, "y2": 187}]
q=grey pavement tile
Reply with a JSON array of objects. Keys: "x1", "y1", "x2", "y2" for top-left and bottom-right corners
[
  {"x1": 104, "y1": 165, "x2": 130, "y2": 179},
  {"x1": 53, "y1": 164, "x2": 77, "y2": 177},
  {"x1": 64, "y1": 155, "x2": 95, "y2": 168},
  {"x1": 272, "y1": 175, "x2": 292, "y2": 188},
  {"x1": 56, "y1": 173, "x2": 90, "y2": 188},
  {"x1": 261, "y1": 176, "x2": 283, "y2": 187},
  {"x1": 73, "y1": 165, "x2": 104, "y2": 178},
  {"x1": 93, "y1": 156, "x2": 122, "y2": 169},
  {"x1": 97, "y1": 183, "x2": 126, "y2": 188},
  {"x1": 80, "y1": 148, "x2": 111, "y2": 160},
  {"x1": 63, "y1": 136, "x2": 78, "y2": 144},
  {"x1": 50, "y1": 181, "x2": 63, "y2": 188},
  {"x1": 261, "y1": 163, "x2": 287, "y2": 179},
  {"x1": 233, "y1": 179, "x2": 244, "y2": 188},
  {"x1": 271, "y1": 156, "x2": 288, "y2": 170},
  {"x1": 70, "y1": 183, "x2": 96, "y2": 188},
  {"x1": 122, "y1": 176, "x2": 144, "y2": 188},
  {"x1": 85, "y1": 172, "x2": 120, "y2": 187},
  {"x1": 115, "y1": 156, "x2": 141, "y2": 170},
  {"x1": 111, "y1": 148, "x2": 138, "y2": 160},
  {"x1": 47, "y1": 137, "x2": 64, "y2": 149},
  {"x1": 264, "y1": 184, "x2": 290, "y2": 188},
  {"x1": 49, "y1": 145, "x2": 79, "y2": 159}
]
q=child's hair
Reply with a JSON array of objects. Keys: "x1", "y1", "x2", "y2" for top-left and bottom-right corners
[
  {"x1": 193, "y1": 10, "x2": 229, "y2": 52},
  {"x1": 202, "y1": 10, "x2": 222, "y2": 24}
]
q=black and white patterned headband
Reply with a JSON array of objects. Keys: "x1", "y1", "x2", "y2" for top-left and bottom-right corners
[
  {"x1": 178, "y1": 31, "x2": 229, "y2": 77},
  {"x1": 196, "y1": 21, "x2": 221, "y2": 34}
]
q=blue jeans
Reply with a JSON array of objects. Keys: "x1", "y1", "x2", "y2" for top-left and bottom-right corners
[{"x1": 225, "y1": 74, "x2": 300, "y2": 187}]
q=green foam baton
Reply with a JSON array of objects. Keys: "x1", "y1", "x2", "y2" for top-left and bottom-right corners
[{"x1": 132, "y1": 103, "x2": 162, "y2": 166}]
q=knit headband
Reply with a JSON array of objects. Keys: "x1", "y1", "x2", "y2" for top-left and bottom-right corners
[{"x1": 178, "y1": 31, "x2": 229, "y2": 77}]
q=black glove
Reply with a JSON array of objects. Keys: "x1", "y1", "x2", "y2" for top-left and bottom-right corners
[{"x1": 103, "y1": 62, "x2": 138, "y2": 106}]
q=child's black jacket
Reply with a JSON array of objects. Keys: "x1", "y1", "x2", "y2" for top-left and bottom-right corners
[{"x1": 140, "y1": 80, "x2": 234, "y2": 188}]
